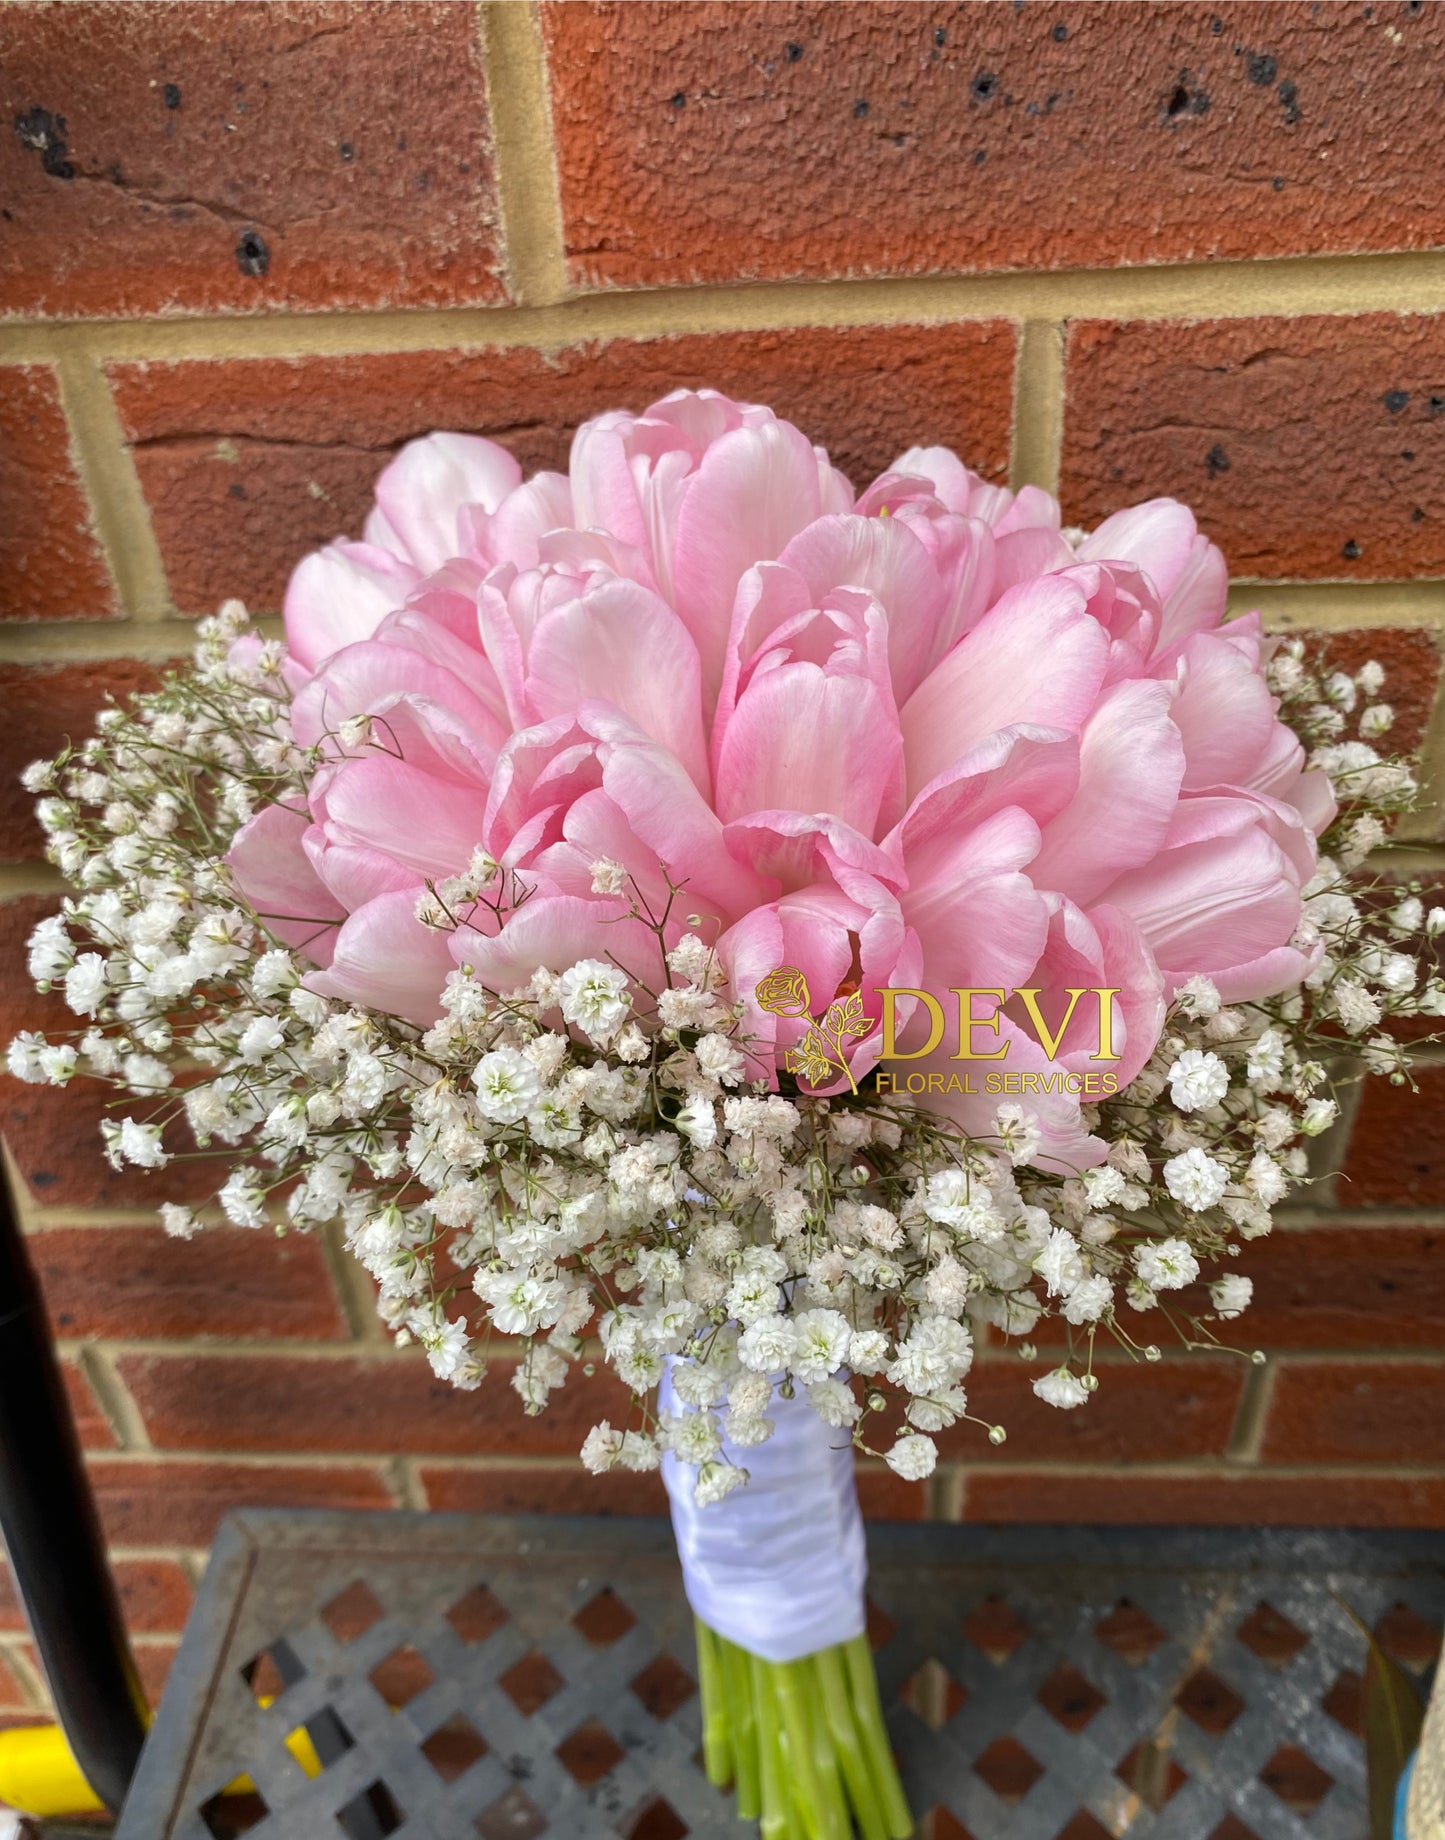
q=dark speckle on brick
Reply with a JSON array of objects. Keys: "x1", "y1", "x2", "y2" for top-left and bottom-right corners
[
  {"x1": 1209, "y1": 14, "x2": 1225, "y2": 31},
  {"x1": 1403, "y1": 449, "x2": 1417, "y2": 460},
  {"x1": 1051, "y1": 21, "x2": 1068, "y2": 41},
  {"x1": 785, "y1": 41, "x2": 804, "y2": 61},
  {"x1": 853, "y1": 97, "x2": 870, "y2": 118},
  {"x1": 1247, "y1": 51, "x2": 1278, "y2": 84},
  {"x1": 13, "y1": 106, "x2": 73, "y2": 180},
  {"x1": 1384, "y1": 390, "x2": 1411, "y2": 413},
  {"x1": 1277, "y1": 78, "x2": 1300, "y2": 123},
  {"x1": 234, "y1": 229, "x2": 269, "y2": 277},
  {"x1": 163, "y1": 82, "x2": 182, "y2": 110},
  {"x1": 934, "y1": 26, "x2": 947, "y2": 47},
  {"x1": 1206, "y1": 443, "x2": 1230, "y2": 474},
  {"x1": 971, "y1": 71, "x2": 999, "y2": 103},
  {"x1": 973, "y1": 147, "x2": 987, "y2": 164},
  {"x1": 339, "y1": 140, "x2": 353, "y2": 161},
  {"x1": 1272, "y1": 176, "x2": 1285, "y2": 190},
  {"x1": 1412, "y1": 507, "x2": 1426, "y2": 522},
  {"x1": 1341, "y1": 539, "x2": 1362, "y2": 560},
  {"x1": 1165, "y1": 77, "x2": 1210, "y2": 120},
  {"x1": 1430, "y1": 396, "x2": 1445, "y2": 416},
  {"x1": 228, "y1": 481, "x2": 247, "y2": 500},
  {"x1": 669, "y1": 90, "x2": 685, "y2": 109}
]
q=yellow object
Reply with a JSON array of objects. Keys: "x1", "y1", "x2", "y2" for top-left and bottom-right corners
[{"x1": 0, "y1": 1694, "x2": 321, "y2": 1818}]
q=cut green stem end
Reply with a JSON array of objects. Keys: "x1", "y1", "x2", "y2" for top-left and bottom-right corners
[{"x1": 694, "y1": 1617, "x2": 914, "y2": 1840}]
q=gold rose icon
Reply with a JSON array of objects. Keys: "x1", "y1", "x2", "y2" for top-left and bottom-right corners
[
  {"x1": 757, "y1": 968, "x2": 874, "y2": 1096},
  {"x1": 754, "y1": 965, "x2": 812, "y2": 1019}
]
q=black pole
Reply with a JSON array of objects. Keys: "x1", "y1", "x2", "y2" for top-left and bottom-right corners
[{"x1": 0, "y1": 1159, "x2": 147, "y2": 1813}]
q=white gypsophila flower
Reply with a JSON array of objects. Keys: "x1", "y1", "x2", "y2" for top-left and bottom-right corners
[
  {"x1": 1163, "y1": 1146, "x2": 1229, "y2": 1211},
  {"x1": 237, "y1": 1015, "x2": 286, "y2": 1063},
  {"x1": 1035, "y1": 1227, "x2": 1083, "y2": 1297},
  {"x1": 1299, "y1": 1097, "x2": 1338, "y2": 1136},
  {"x1": 885, "y1": 1434, "x2": 937, "y2": 1481},
  {"x1": 664, "y1": 1411, "x2": 723, "y2": 1465},
  {"x1": 1081, "y1": 1164, "x2": 1126, "y2": 1209},
  {"x1": 64, "y1": 954, "x2": 109, "y2": 1017},
  {"x1": 6, "y1": 1032, "x2": 45, "y2": 1083},
  {"x1": 1245, "y1": 1150, "x2": 1290, "y2": 1206},
  {"x1": 1210, "y1": 1274, "x2": 1254, "y2": 1319},
  {"x1": 1175, "y1": 974, "x2": 1221, "y2": 1020},
  {"x1": 558, "y1": 958, "x2": 630, "y2": 1039},
  {"x1": 1135, "y1": 1237, "x2": 1200, "y2": 1291},
  {"x1": 847, "y1": 1329, "x2": 889, "y2": 1376},
  {"x1": 219, "y1": 1168, "x2": 267, "y2": 1228},
  {"x1": 672, "y1": 1362, "x2": 727, "y2": 1409},
  {"x1": 993, "y1": 1103, "x2": 1042, "y2": 1166},
  {"x1": 475, "y1": 1270, "x2": 566, "y2": 1336},
  {"x1": 160, "y1": 1204, "x2": 200, "y2": 1240},
  {"x1": 695, "y1": 1462, "x2": 748, "y2": 1508},
  {"x1": 789, "y1": 1308, "x2": 851, "y2": 1383},
  {"x1": 1168, "y1": 1048, "x2": 1230, "y2": 1113},
  {"x1": 1063, "y1": 1274, "x2": 1112, "y2": 1325},
  {"x1": 808, "y1": 1379, "x2": 861, "y2": 1427},
  {"x1": 1333, "y1": 981, "x2": 1383, "y2": 1035},
  {"x1": 472, "y1": 1047, "x2": 543, "y2": 1123},
  {"x1": 1390, "y1": 897, "x2": 1425, "y2": 936},
  {"x1": 27, "y1": 915, "x2": 73, "y2": 981},
  {"x1": 674, "y1": 1092, "x2": 718, "y2": 1148},
  {"x1": 40, "y1": 1044, "x2": 78, "y2": 1085},
  {"x1": 1033, "y1": 1367, "x2": 1089, "y2": 1409},
  {"x1": 694, "y1": 1033, "x2": 746, "y2": 1085},
  {"x1": 580, "y1": 1422, "x2": 625, "y2": 1474},
  {"x1": 588, "y1": 858, "x2": 628, "y2": 897},
  {"x1": 737, "y1": 1314, "x2": 798, "y2": 1374},
  {"x1": 1246, "y1": 1027, "x2": 1286, "y2": 1089},
  {"x1": 724, "y1": 1411, "x2": 774, "y2": 1448},
  {"x1": 118, "y1": 1117, "x2": 169, "y2": 1168}
]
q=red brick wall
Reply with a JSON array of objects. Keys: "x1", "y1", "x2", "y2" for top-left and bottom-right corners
[{"x1": 2, "y1": 0, "x2": 1445, "y2": 1722}]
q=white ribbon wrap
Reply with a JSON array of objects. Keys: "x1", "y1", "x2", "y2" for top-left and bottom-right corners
[{"x1": 659, "y1": 1365, "x2": 867, "y2": 1664}]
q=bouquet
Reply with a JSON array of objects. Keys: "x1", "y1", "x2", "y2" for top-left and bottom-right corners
[{"x1": 11, "y1": 389, "x2": 1441, "y2": 1840}]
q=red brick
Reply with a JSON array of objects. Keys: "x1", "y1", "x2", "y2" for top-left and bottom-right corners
[
  {"x1": 4, "y1": 1071, "x2": 217, "y2": 1211},
  {"x1": 420, "y1": 1464, "x2": 667, "y2": 1519},
  {"x1": 0, "y1": 659, "x2": 165, "y2": 858},
  {"x1": 116, "y1": 1351, "x2": 641, "y2": 1458},
  {"x1": 544, "y1": 2, "x2": 1445, "y2": 291},
  {"x1": 0, "y1": 365, "x2": 113, "y2": 619},
  {"x1": 20, "y1": 1635, "x2": 176, "y2": 1708},
  {"x1": 108, "y1": 323, "x2": 1017, "y2": 613},
  {"x1": 63, "y1": 1359, "x2": 117, "y2": 1451},
  {"x1": 33, "y1": 1225, "x2": 345, "y2": 1342},
  {"x1": 1063, "y1": 314, "x2": 1445, "y2": 580},
  {"x1": 1341, "y1": 1068, "x2": 1445, "y2": 1209},
  {"x1": 0, "y1": 890, "x2": 213, "y2": 1211},
  {"x1": 418, "y1": 1458, "x2": 924, "y2": 1520},
  {"x1": 87, "y1": 1456, "x2": 394, "y2": 1546},
  {"x1": 1306, "y1": 629, "x2": 1440, "y2": 759},
  {"x1": 0, "y1": 1557, "x2": 191, "y2": 1635},
  {"x1": 1263, "y1": 1360, "x2": 1445, "y2": 1465},
  {"x1": 1231, "y1": 1224, "x2": 1445, "y2": 1350},
  {"x1": 953, "y1": 1360, "x2": 1243, "y2": 1464},
  {"x1": 0, "y1": 1651, "x2": 34, "y2": 1710},
  {"x1": 0, "y1": 2, "x2": 503, "y2": 317},
  {"x1": 964, "y1": 1468, "x2": 1445, "y2": 1528}
]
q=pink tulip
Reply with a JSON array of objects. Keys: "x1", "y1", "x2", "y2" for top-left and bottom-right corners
[{"x1": 228, "y1": 391, "x2": 1329, "y2": 1170}]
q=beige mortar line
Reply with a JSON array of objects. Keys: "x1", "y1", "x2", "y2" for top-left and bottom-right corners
[
  {"x1": 1240, "y1": 580, "x2": 1445, "y2": 630},
  {"x1": 320, "y1": 1217, "x2": 388, "y2": 1347},
  {"x1": 479, "y1": 0, "x2": 567, "y2": 309},
  {"x1": 51, "y1": 334, "x2": 173, "y2": 621},
  {"x1": 1009, "y1": 320, "x2": 1064, "y2": 496},
  {"x1": 1394, "y1": 646, "x2": 1445, "y2": 846},
  {"x1": 78, "y1": 1343, "x2": 149, "y2": 1452},
  {"x1": 6, "y1": 245, "x2": 1445, "y2": 365},
  {"x1": 0, "y1": 863, "x2": 64, "y2": 898},
  {"x1": 0, "y1": 622, "x2": 195, "y2": 665},
  {"x1": 1224, "y1": 1358, "x2": 1275, "y2": 1464},
  {"x1": 391, "y1": 1457, "x2": 427, "y2": 1512},
  {"x1": 1, "y1": 1639, "x2": 49, "y2": 1709}
]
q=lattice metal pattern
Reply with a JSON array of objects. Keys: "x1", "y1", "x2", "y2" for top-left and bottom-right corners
[{"x1": 113, "y1": 1514, "x2": 1443, "y2": 1840}]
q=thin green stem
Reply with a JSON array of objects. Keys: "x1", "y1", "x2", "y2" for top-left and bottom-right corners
[
  {"x1": 842, "y1": 1635, "x2": 913, "y2": 1840},
  {"x1": 721, "y1": 1635, "x2": 762, "y2": 1821},
  {"x1": 695, "y1": 1618, "x2": 733, "y2": 1789},
  {"x1": 812, "y1": 1648, "x2": 888, "y2": 1840},
  {"x1": 751, "y1": 1652, "x2": 792, "y2": 1840}
]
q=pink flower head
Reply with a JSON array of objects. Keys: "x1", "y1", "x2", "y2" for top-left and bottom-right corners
[{"x1": 233, "y1": 390, "x2": 1329, "y2": 1171}]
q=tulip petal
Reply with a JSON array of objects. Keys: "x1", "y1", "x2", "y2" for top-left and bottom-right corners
[
  {"x1": 304, "y1": 889, "x2": 456, "y2": 1025},
  {"x1": 227, "y1": 800, "x2": 345, "y2": 965}
]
